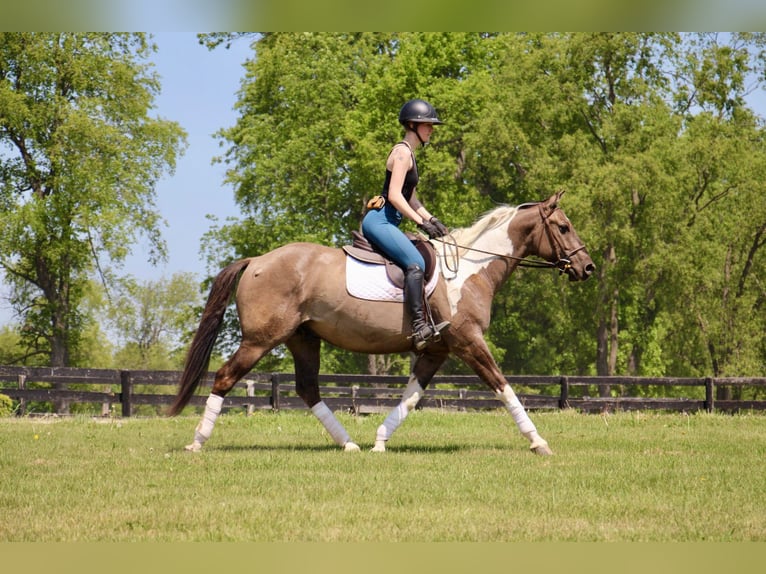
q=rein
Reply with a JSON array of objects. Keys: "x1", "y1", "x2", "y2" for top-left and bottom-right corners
[
  {"x1": 433, "y1": 235, "x2": 559, "y2": 269},
  {"x1": 432, "y1": 204, "x2": 586, "y2": 276}
]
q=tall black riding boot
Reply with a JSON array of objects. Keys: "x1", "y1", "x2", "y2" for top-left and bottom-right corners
[
  {"x1": 404, "y1": 264, "x2": 432, "y2": 350},
  {"x1": 404, "y1": 264, "x2": 436, "y2": 351}
]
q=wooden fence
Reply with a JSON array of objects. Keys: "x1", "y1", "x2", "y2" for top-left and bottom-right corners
[{"x1": 1, "y1": 365, "x2": 765, "y2": 416}]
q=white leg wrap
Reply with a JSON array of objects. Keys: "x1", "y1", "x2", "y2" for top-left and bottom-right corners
[
  {"x1": 496, "y1": 384, "x2": 536, "y2": 436},
  {"x1": 311, "y1": 401, "x2": 353, "y2": 448},
  {"x1": 374, "y1": 379, "x2": 424, "y2": 445},
  {"x1": 187, "y1": 394, "x2": 224, "y2": 451}
]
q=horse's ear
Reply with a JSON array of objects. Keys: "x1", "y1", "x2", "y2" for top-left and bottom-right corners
[{"x1": 544, "y1": 190, "x2": 565, "y2": 211}]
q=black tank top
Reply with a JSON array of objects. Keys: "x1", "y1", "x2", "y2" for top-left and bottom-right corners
[{"x1": 382, "y1": 142, "x2": 418, "y2": 202}]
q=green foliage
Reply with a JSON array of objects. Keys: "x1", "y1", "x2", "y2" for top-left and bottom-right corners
[
  {"x1": 199, "y1": 32, "x2": 766, "y2": 379},
  {"x1": 0, "y1": 393, "x2": 14, "y2": 416},
  {"x1": 4, "y1": 32, "x2": 761, "y2": 384},
  {"x1": 0, "y1": 324, "x2": 48, "y2": 366},
  {"x1": 0, "y1": 33, "x2": 187, "y2": 366},
  {"x1": 0, "y1": 326, "x2": 24, "y2": 365},
  {"x1": 211, "y1": 33, "x2": 491, "y2": 258},
  {"x1": 67, "y1": 280, "x2": 114, "y2": 368},
  {"x1": 106, "y1": 273, "x2": 203, "y2": 370}
]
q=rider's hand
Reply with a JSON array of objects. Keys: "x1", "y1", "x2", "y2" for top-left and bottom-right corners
[
  {"x1": 418, "y1": 219, "x2": 441, "y2": 239},
  {"x1": 429, "y1": 217, "x2": 449, "y2": 237}
]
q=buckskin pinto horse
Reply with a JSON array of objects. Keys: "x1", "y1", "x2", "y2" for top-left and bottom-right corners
[{"x1": 169, "y1": 191, "x2": 594, "y2": 455}]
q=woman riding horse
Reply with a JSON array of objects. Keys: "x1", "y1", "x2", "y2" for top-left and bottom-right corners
[{"x1": 361, "y1": 99, "x2": 450, "y2": 351}]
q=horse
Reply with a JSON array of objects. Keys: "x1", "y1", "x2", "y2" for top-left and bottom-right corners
[{"x1": 169, "y1": 190, "x2": 595, "y2": 455}]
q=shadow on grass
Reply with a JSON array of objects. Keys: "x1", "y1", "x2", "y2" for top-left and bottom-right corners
[{"x1": 201, "y1": 442, "x2": 508, "y2": 454}]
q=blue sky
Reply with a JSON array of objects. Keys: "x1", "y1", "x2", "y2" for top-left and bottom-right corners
[{"x1": 122, "y1": 32, "x2": 251, "y2": 282}]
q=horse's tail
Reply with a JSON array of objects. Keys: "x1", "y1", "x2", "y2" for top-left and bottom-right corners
[{"x1": 167, "y1": 258, "x2": 252, "y2": 416}]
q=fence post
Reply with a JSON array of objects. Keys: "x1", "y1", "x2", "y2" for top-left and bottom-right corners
[
  {"x1": 17, "y1": 373, "x2": 26, "y2": 416},
  {"x1": 120, "y1": 370, "x2": 132, "y2": 417},
  {"x1": 270, "y1": 374, "x2": 281, "y2": 411},
  {"x1": 559, "y1": 376, "x2": 569, "y2": 410},
  {"x1": 705, "y1": 377, "x2": 715, "y2": 413},
  {"x1": 245, "y1": 379, "x2": 255, "y2": 415},
  {"x1": 352, "y1": 385, "x2": 359, "y2": 415},
  {"x1": 102, "y1": 374, "x2": 112, "y2": 417}
]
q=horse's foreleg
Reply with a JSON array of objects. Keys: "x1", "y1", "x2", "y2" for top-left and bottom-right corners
[
  {"x1": 372, "y1": 353, "x2": 445, "y2": 452},
  {"x1": 455, "y1": 337, "x2": 552, "y2": 455},
  {"x1": 288, "y1": 328, "x2": 359, "y2": 452},
  {"x1": 185, "y1": 343, "x2": 266, "y2": 452},
  {"x1": 496, "y1": 384, "x2": 552, "y2": 455},
  {"x1": 371, "y1": 376, "x2": 424, "y2": 452}
]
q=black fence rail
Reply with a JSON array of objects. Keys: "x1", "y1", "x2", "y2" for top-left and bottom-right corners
[{"x1": 1, "y1": 366, "x2": 765, "y2": 416}]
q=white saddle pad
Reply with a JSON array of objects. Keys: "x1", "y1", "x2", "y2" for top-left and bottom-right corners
[{"x1": 345, "y1": 257, "x2": 439, "y2": 302}]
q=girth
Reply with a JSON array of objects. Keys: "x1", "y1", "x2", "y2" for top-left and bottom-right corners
[{"x1": 342, "y1": 230, "x2": 437, "y2": 289}]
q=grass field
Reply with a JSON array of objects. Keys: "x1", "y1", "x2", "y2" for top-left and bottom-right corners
[{"x1": 1, "y1": 408, "x2": 765, "y2": 542}]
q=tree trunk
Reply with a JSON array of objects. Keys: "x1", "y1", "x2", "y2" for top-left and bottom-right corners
[
  {"x1": 50, "y1": 313, "x2": 71, "y2": 413},
  {"x1": 367, "y1": 354, "x2": 378, "y2": 375},
  {"x1": 596, "y1": 244, "x2": 618, "y2": 397},
  {"x1": 43, "y1": 258, "x2": 71, "y2": 413}
]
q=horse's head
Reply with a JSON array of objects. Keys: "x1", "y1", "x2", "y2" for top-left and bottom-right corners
[{"x1": 520, "y1": 191, "x2": 595, "y2": 281}]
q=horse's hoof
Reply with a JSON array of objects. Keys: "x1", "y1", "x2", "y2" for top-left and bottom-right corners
[
  {"x1": 184, "y1": 441, "x2": 203, "y2": 452},
  {"x1": 531, "y1": 443, "x2": 554, "y2": 456},
  {"x1": 371, "y1": 440, "x2": 386, "y2": 453},
  {"x1": 343, "y1": 442, "x2": 361, "y2": 452}
]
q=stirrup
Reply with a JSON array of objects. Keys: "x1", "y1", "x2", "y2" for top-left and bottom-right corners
[
  {"x1": 410, "y1": 321, "x2": 450, "y2": 351},
  {"x1": 431, "y1": 321, "x2": 450, "y2": 343},
  {"x1": 411, "y1": 327, "x2": 434, "y2": 351}
]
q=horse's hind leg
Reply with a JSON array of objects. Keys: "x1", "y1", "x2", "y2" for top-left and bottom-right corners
[
  {"x1": 287, "y1": 327, "x2": 360, "y2": 452},
  {"x1": 185, "y1": 343, "x2": 268, "y2": 452}
]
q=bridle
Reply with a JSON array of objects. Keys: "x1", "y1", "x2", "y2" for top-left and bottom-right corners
[
  {"x1": 433, "y1": 202, "x2": 586, "y2": 276},
  {"x1": 537, "y1": 203, "x2": 587, "y2": 275}
]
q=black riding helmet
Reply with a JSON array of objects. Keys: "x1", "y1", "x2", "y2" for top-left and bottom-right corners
[{"x1": 398, "y1": 99, "x2": 444, "y2": 128}]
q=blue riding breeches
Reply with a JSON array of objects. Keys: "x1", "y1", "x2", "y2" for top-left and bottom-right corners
[{"x1": 361, "y1": 205, "x2": 425, "y2": 271}]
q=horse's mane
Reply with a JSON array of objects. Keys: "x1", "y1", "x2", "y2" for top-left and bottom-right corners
[{"x1": 450, "y1": 202, "x2": 538, "y2": 246}]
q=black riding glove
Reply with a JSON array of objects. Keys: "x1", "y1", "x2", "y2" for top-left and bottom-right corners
[
  {"x1": 418, "y1": 219, "x2": 441, "y2": 239},
  {"x1": 429, "y1": 217, "x2": 449, "y2": 237}
]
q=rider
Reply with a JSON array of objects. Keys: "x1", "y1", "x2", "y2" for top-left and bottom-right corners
[{"x1": 361, "y1": 98, "x2": 450, "y2": 351}]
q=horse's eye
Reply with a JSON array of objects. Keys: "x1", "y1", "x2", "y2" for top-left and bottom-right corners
[{"x1": 558, "y1": 224, "x2": 569, "y2": 234}]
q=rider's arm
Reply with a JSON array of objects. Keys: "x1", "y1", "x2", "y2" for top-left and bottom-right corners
[
  {"x1": 386, "y1": 144, "x2": 426, "y2": 225},
  {"x1": 410, "y1": 193, "x2": 433, "y2": 223}
]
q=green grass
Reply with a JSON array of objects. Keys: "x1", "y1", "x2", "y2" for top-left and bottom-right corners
[{"x1": 1, "y1": 409, "x2": 765, "y2": 541}]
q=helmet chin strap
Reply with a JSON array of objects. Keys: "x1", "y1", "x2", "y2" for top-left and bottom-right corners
[{"x1": 409, "y1": 124, "x2": 429, "y2": 148}]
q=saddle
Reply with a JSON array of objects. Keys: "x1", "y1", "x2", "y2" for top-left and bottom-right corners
[{"x1": 342, "y1": 230, "x2": 437, "y2": 290}]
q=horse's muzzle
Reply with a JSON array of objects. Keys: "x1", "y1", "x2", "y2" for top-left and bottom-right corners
[
  {"x1": 573, "y1": 261, "x2": 595, "y2": 281},
  {"x1": 562, "y1": 259, "x2": 595, "y2": 281}
]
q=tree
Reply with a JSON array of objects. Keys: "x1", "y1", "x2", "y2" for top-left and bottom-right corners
[
  {"x1": 202, "y1": 33, "x2": 502, "y2": 373},
  {"x1": 207, "y1": 33, "x2": 493, "y2": 260},
  {"x1": 106, "y1": 273, "x2": 202, "y2": 370},
  {"x1": 482, "y1": 33, "x2": 766, "y2": 384},
  {"x1": 0, "y1": 33, "x2": 186, "y2": 367},
  {"x1": 202, "y1": 32, "x2": 766, "y2": 380}
]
